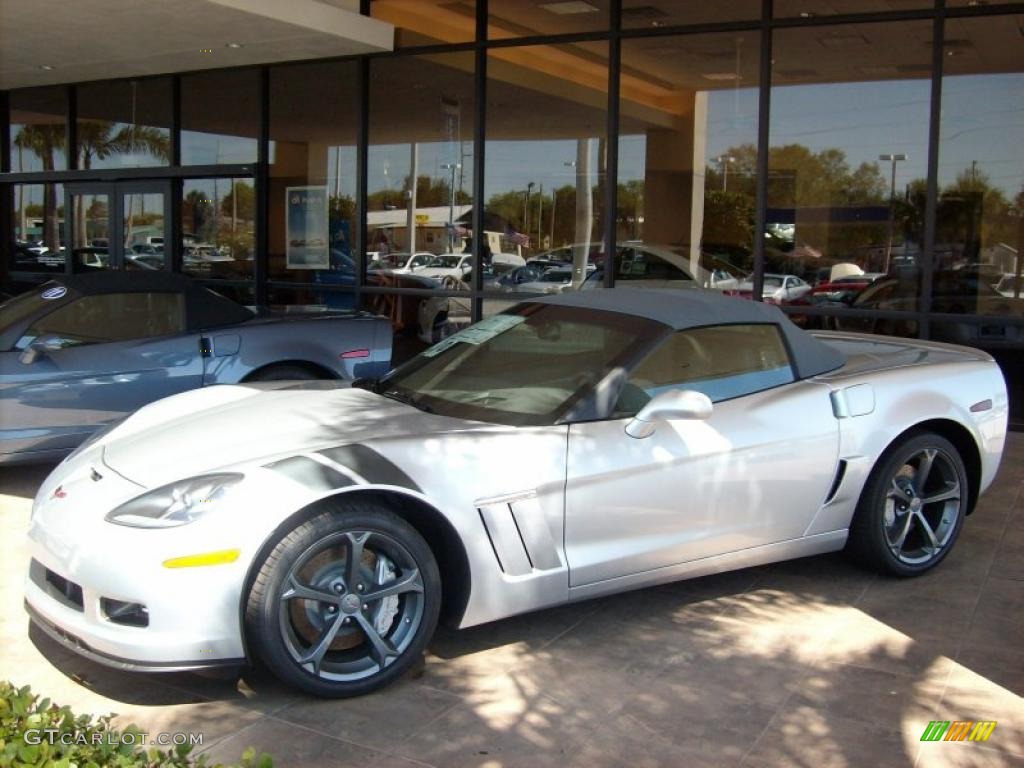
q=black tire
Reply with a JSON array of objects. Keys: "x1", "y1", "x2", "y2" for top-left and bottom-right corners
[
  {"x1": 847, "y1": 431, "x2": 968, "y2": 577},
  {"x1": 245, "y1": 501, "x2": 441, "y2": 697},
  {"x1": 246, "y1": 364, "x2": 322, "y2": 382}
]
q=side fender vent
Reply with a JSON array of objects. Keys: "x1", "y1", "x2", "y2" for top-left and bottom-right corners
[
  {"x1": 477, "y1": 497, "x2": 561, "y2": 576},
  {"x1": 824, "y1": 459, "x2": 848, "y2": 505}
]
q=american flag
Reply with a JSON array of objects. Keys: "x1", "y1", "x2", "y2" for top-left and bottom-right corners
[
  {"x1": 446, "y1": 222, "x2": 470, "y2": 238},
  {"x1": 505, "y1": 226, "x2": 529, "y2": 247}
]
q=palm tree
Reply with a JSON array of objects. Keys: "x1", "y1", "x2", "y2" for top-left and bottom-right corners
[{"x1": 13, "y1": 124, "x2": 65, "y2": 251}]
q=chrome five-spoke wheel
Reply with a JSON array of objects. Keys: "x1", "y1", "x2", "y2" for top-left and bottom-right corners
[{"x1": 246, "y1": 503, "x2": 440, "y2": 697}]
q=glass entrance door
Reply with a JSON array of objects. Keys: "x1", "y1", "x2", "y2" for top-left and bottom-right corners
[
  {"x1": 67, "y1": 181, "x2": 172, "y2": 272},
  {"x1": 68, "y1": 184, "x2": 114, "y2": 270}
]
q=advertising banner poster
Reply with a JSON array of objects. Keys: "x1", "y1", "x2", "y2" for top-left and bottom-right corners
[{"x1": 286, "y1": 186, "x2": 329, "y2": 269}]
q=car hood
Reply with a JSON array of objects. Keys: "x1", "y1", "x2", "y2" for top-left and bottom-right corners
[{"x1": 101, "y1": 383, "x2": 484, "y2": 488}]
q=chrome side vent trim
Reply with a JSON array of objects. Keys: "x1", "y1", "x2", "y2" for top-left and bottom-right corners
[{"x1": 824, "y1": 460, "x2": 848, "y2": 505}]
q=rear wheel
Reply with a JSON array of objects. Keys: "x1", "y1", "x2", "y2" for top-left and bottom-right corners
[
  {"x1": 246, "y1": 364, "x2": 322, "y2": 382},
  {"x1": 245, "y1": 503, "x2": 440, "y2": 697},
  {"x1": 847, "y1": 432, "x2": 967, "y2": 576}
]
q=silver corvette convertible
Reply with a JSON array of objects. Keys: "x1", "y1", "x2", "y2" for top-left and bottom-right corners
[{"x1": 25, "y1": 289, "x2": 1007, "y2": 696}]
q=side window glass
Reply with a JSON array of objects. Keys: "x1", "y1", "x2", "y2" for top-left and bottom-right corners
[
  {"x1": 614, "y1": 324, "x2": 795, "y2": 415},
  {"x1": 20, "y1": 292, "x2": 186, "y2": 348}
]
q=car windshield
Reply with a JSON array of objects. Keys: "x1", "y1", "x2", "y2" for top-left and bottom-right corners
[
  {"x1": 427, "y1": 255, "x2": 462, "y2": 268},
  {"x1": 375, "y1": 304, "x2": 665, "y2": 426}
]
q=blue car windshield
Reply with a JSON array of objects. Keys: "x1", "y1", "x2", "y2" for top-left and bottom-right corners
[{"x1": 376, "y1": 304, "x2": 665, "y2": 426}]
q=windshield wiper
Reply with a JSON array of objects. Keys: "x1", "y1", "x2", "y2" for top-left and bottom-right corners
[{"x1": 378, "y1": 388, "x2": 435, "y2": 414}]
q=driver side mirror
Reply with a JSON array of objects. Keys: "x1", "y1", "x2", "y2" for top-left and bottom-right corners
[
  {"x1": 625, "y1": 389, "x2": 712, "y2": 439},
  {"x1": 19, "y1": 334, "x2": 65, "y2": 365}
]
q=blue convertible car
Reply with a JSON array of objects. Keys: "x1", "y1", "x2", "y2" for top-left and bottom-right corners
[{"x1": 0, "y1": 273, "x2": 392, "y2": 464}]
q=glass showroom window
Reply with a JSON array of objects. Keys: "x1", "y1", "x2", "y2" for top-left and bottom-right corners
[
  {"x1": 9, "y1": 87, "x2": 67, "y2": 173},
  {"x1": 9, "y1": 183, "x2": 65, "y2": 274},
  {"x1": 937, "y1": 14, "x2": 1024, "y2": 426},
  {"x1": 181, "y1": 178, "x2": 255, "y2": 281},
  {"x1": 484, "y1": 42, "x2": 608, "y2": 304},
  {"x1": 268, "y1": 61, "x2": 359, "y2": 291},
  {"x1": 181, "y1": 68, "x2": 259, "y2": 165},
  {"x1": 366, "y1": 51, "x2": 476, "y2": 349},
  {"x1": 767, "y1": 21, "x2": 932, "y2": 338},
  {"x1": 616, "y1": 31, "x2": 760, "y2": 293},
  {"x1": 76, "y1": 78, "x2": 172, "y2": 169}
]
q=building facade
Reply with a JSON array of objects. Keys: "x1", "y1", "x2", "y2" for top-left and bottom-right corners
[{"x1": 2, "y1": 1, "x2": 1022, "y2": 425}]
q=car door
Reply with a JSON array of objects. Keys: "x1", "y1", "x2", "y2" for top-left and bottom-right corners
[
  {"x1": 564, "y1": 323, "x2": 839, "y2": 587},
  {"x1": 0, "y1": 291, "x2": 204, "y2": 456}
]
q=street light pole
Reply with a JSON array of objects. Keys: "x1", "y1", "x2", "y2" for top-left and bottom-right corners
[
  {"x1": 715, "y1": 155, "x2": 736, "y2": 192},
  {"x1": 879, "y1": 153, "x2": 907, "y2": 273},
  {"x1": 440, "y1": 162, "x2": 461, "y2": 252}
]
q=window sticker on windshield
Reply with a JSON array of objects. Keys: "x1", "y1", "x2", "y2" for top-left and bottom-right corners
[
  {"x1": 41, "y1": 285, "x2": 67, "y2": 300},
  {"x1": 422, "y1": 314, "x2": 526, "y2": 357}
]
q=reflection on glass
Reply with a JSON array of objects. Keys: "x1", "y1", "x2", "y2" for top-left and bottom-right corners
[
  {"x1": 269, "y1": 61, "x2": 359, "y2": 284},
  {"x1": 200, "y1": 282, "x2": 255, "y2": 309},
  {"x1": 486, "y1": 43, "x2": 608, "y2": 292},
  {"x1": 937, "y1": 15, "x2": 1024, "y2": 318},
  {"x1": 123, "y1": 192, "x2": 166, "y2": 270},
  {"x1": 267, "y1": 285, "x2": 357, "y2": 314},
  {"x1": 181, "y1": 69, "x2": 259, "y2": 165},
  {"x1": 617, "y1": 32, "x2": 760, "y2": 292},
  {"x1": 9, "y1": 88, "x2": 67, "y2": 172},
  {"x1": 368, "y1": 53, "x2": 475, "y2": 291},
  {"x1": 10, "y1": 183, "x2": 65, "y2": 273},
  {"x1": 181, "y1": 178, "x2": 255, "y2": 280},
  {"x1": 768, "y1": 21, "x2": 931, "y2": 334},
  {"x1": 70, "y1": 192, "x2": 111, "y2": 271},
  {"x1": 489, "y1": 0, "x2": 609, "y2": 38},
  {"x1": 622, "y1": 0, "x2": 760, "y2": 28},
  {"x1": 76, "y1": 79, "x2": 171, "y2": 169},
  {"x1": 372, "y1": 0, "x2": 476, "y2": 45}
]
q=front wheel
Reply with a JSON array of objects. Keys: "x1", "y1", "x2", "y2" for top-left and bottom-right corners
[
  {"x1": 847, "y1": 432, "x2": 968, "y2": 577},
  {"x1": 245, "y1": 502, "x2": 440, "y2": 697}
]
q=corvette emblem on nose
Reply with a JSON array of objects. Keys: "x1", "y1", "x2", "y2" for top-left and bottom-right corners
[{"x1": 50, "y1": 486, "x2": 66, "y2": 500}]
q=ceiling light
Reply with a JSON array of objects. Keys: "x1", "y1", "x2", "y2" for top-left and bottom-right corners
[
  {"x1": 702, "y1": 73, "x2": 741, "y2": 81},
  {"x1": 539, "y1": 1, "x2": 599, "y2": 14},
  {"x1": 226, "y1": 42, "x2": 244, "y2": 49},
  {"x1": 38, "y1": 64, "x2": 54, "y2": 71},
  {"x1": 819, "y1": 33, "x2": 870, "y2": 49},
  {"x1": 799, "y1": 11, "x2": 815, "y2": 18}
]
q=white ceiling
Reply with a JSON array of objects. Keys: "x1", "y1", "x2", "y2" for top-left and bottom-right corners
[{"x1": 0, "y1": 0, "x2": 393, "y2": 90}]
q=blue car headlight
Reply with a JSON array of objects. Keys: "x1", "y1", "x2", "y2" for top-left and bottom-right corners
[{"x1": 104, "y1": 474, "x2": 244, "y2": 528}]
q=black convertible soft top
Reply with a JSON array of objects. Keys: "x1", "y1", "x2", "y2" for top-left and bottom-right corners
[
  {"x1": 533, "y1": 288, "x2": 846, "y2": 379},
  {"x1": 35, "y1": 272, "x2": 254, "y2": 331}
]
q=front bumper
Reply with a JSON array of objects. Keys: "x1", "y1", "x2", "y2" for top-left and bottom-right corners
[
  {"x1": 25, "y1": 455, "x2": 254, "y2": 670},
  {"x1": 25, "y1": 601, "x2": 244, "y2": 673}
]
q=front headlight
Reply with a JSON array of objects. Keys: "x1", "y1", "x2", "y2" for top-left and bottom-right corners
[{"x1": 104, "y1": 474, "x2": 244, "y2": 528}]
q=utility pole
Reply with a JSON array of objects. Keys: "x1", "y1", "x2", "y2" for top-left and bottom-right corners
[{"x1": 525, "y1": 182, "x2": 535, "y2": 239}]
